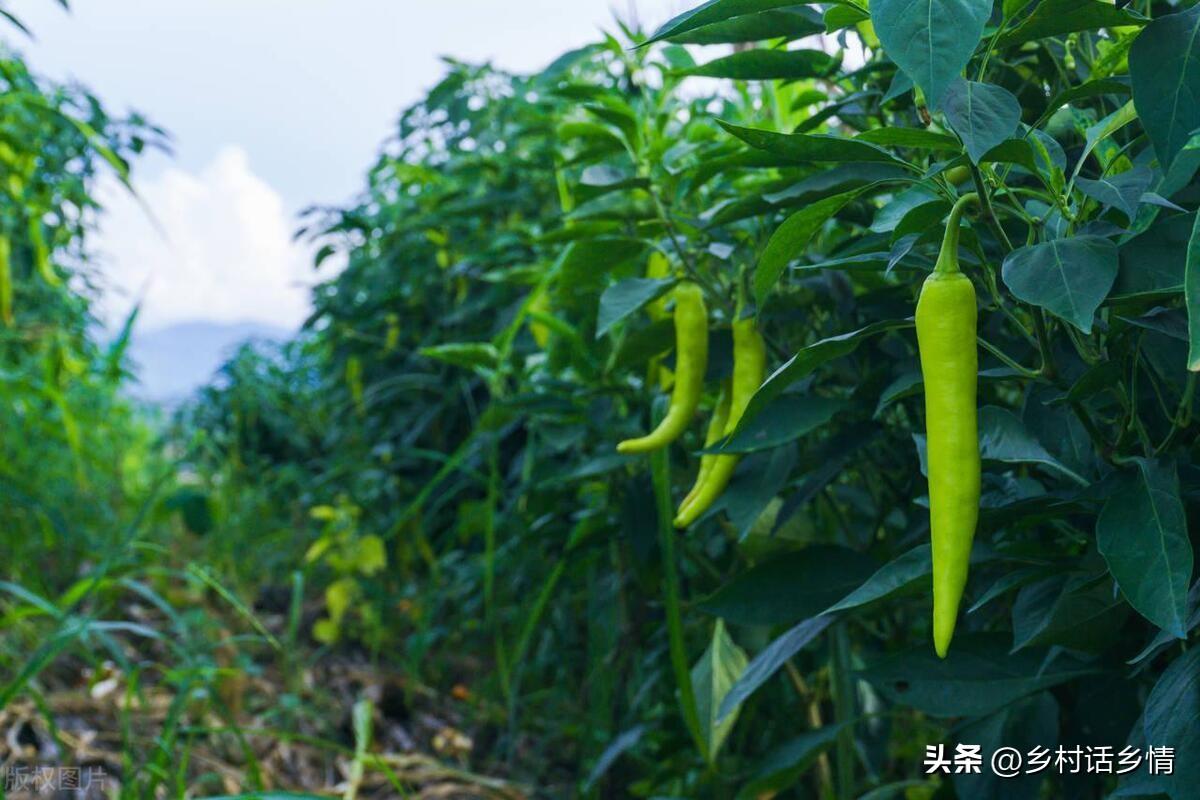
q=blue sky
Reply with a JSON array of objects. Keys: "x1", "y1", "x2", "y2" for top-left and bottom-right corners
[{"x1": 7, "y1": 0, "x2": 688, "y2": 331}]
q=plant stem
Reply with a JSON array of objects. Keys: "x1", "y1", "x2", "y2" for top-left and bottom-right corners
[
  {"x1": 651, "y1": 424, "x2": 705, "y2": 758},
  {"x1": 830, "y1": 624, "x2": 855, "y2": 800}
]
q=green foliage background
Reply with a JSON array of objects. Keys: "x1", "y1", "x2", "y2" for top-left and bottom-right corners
[{"x1": 3, "y1": 1, "x2": 1200, "y2": 798}]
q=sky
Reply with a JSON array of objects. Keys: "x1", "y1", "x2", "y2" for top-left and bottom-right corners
[{"x1": 6, "y1": 0, "x2": 689, "y2": 332}]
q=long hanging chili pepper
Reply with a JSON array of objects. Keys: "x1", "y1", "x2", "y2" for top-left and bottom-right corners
[
  {"x1": 917, "y1": 193, "x2": 981, "y2": 658},
  {"x1": 617, "y1": 281, "x2": 708, "y2": 454},
  {"x1": 674, "y1": 316, "x2": 766, "y2": 528},
  {"x1": 678, "y1": 381, "x2": 732, "y2": 513}
]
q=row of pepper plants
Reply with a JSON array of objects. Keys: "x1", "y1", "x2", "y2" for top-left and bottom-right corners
[{"x1": 187, "y1": 0, "x2": 1200, "y2": 796}]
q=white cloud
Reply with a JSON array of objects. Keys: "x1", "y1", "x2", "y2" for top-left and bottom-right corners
[{"x1": 92, "y1": 146, "x2": 321, "y2": 333}]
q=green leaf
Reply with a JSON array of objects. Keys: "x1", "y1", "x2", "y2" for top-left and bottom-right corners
[
  {"x1": 712, "y1": 445, "x2": 798, "y2": 537},
  {"x1": 874, "y1": 371, "x2": 923, "y2": 417},
  {"x1": 716, "y1": 615, "x2": 834, "y2": 723},
  {"x1": 419, "y1": 342, "x2": 500, "y2": 374},
  {"x1": 755, "y1": 188, "x2": 870, "y2": 307},
  {"x1": 824, "y1": 544, "x2": 936, "y2": 613},
  {"x1": 596, "y1": 277, "x2": 674, "y2": 339},
  {"x1": 1001, "y1": 236, "x2": 1119, "y2": 334},
  {"x1": 941, "y1": 79, "x2": 1022, "y2": 164},
  {"x1": 1129, "y1": 581, "x2": 1200, "y2": 664},
  {"x1": 720, "y1": 394, "x2": 846, "y2": 453},
  {"x1": 647, "y1": 0, "x2": 800, "y2": 44},
  {"x1": 1113, "y1": 212, "x2": 1194, "y2": 300},
  {"x1": 668, "y1": 7, "x2": 824, "y2": 44},
  {"x1": 1076, "y1": 165, "x2": 1153, "y2": 221},
  {"x1": 952, "y1": 693, "x2": 1059, "y2": 800},
  {"x1": 999, "y1": 0, "x2": 1144, "y2": 46},
  {"x1": 680, "y1": 49, "x2": 840, "y2": 80},
  {"x1": 870, "y1": 0, "x2": 991, "y2": 107},
  {"x1": 1130, "y1": 4, "x2": 1200, "y2": 175},
  {"x1": 979, "y1": 406, "x2": 1090, "y2": 486},
  {"x1": 870, "y1": 186, "x2": 940, "y2": 234},
  {"x1": 584, "y1": 726, "x2": 645, "y2": 791},
  {"x1": 1010, "y1": 574, "x2": 1129, "y2": 652},
  {"x1": 736, "y1": 725, "x2": 847, "y2": 799},
  {"x1": 1097, "y1": 459, "x2": 1193, "y2": 638},
  {"x1": 854, "y1": 127, "x2": 962, "y2": 150},
  {"x1": 761, "y1": 162, "x2": 910, "y2": 205},
  {"x1": 691, "y1": 620, "x2": 749, "y2": 762},
  {"x1": 1142, "y1": 646, "x2": 1200, "y2": 795},
  {"x1": 719, "y1": 121, "x2": 902, "y2": 164},
  {"x1": 555, "y1": 237, "x2": 648, "y2": 292},
  {"x1": 698, "y1": 545, "x2": 876, "y2": 625},
  {"x1": 741, "y1": 319, "x2": 913, "y2": 424},
  {"x1": 1075, "y1": 101, "x2": 1139, "y2": 180},
  {"x1": 1186, "y1": 213, "x2": 1200, "y2": 370},
  {"x1": 824, "y1": 3, "x2": 870, "y2": 32},
  {"x1": 859, "y1": 634, "x2": 1096, "y2": 717}
]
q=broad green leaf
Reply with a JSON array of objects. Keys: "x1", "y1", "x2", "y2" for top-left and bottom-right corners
[
  {"x1": 870, "y1": 0, "x2": 990, "y2": 108},
  {"x1": 1076, "y1": 165, "x2": 1153, "y2": 221},
  {"x1": 1097, "y1": 459, "x2": 1193, "y2": 638},
  {"x1": 596, "y1": 277, "x2": 674, "y2": 339},
  {"x1": 1010, "y1": 574, "x2": 1128, "y2": 652},
  {"x1": 691, "y1": 620, "x2": 749, "y2": 762},
  {"x1": 824, "y1": 544, "x2": 936, "y2": 613},
  {"x1": 761, "y1": 162, "x2": 910, "y2": 205},
  {"x1": 1130, "y1": 4, "x2": 1200, "y2": 175},
  {"x1": 698, "y1": 545, "x2": 876, "y2": 625},
  {"x1": 979, "y1": 406, "x2": 1090, "y2": 486},
  {"x1": 874, "y1": 371, "x2": 922, "y2": 417},
  {"x1": 855, "y1": 127, "x2": 961, "y2": 150},
  {"x1": 719, "y1": 121, "x2": 902, "y2": 164},
  {"x1": 1186, "y1": 213, "x2": 1200, "y2": 370},
  {"x1": 1022, "y1": 383, "x2": 1098, "y2": 481},
  {"x1": 716, "y1": 614, "x2": 834, "y2": 723},
  {"x1": 720, "y1": 394, "x2": 846, "y2": 453},
  {"x1": 1129, "y1": 580, "x2": 1200, "y2": 664},
  {"x1": 859, "y1": 634, "x2": 1096, "y2": 717},
  {"x1": 755, "y1": 188, "x2": 869, "y2": 307},
  {"x1": 669, "y1": 7, "x2": 824, "y2": 44},
  {"x1": 680, "y1": 49, "x2": 840, "y2": 80},
  {"x1": 953, "y1": 693, "x2": 1059, "y2": 800},
  {"x1": 1044, "y1": 79, "x2": 1131, "y2": 116},
  {"x1": 870, "y1": 185, "x2": 940, "y2": 234},
  {"x1": 1001, "y1": 236, "x2": 1119, "y2": 333},
  {"x1": 1113, "y1": 211, "x2": 1194, "y2": 299},
  {"x1": 824, "y1": 3, "x2": 870, "y2": 32},
  {"x1": 647, "y1": 0, "x2": 800, "y2": 44},
  {"x1": 1142, "y1": 646, "x2": 1200, "y2": 795},
  {"x1": 941, "y1": 79, "x2": 1021, "y2": 164},
  {"x1": 999, "y1": 0, "x2": 1144, "y2": 46},
  {"x1": 555, "y1": 237, "x2": 647, "y2": 292},
  {"x1": 736, "y1": 725, "x2": 847, "y2": 799},
  {"x1": 741, "y1": 319, "x2": 913, "y2": 424}
]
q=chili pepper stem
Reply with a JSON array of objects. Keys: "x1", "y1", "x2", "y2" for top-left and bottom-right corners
[{"x1": 933, "y1": 193, "x2": 979, "y2": 275}]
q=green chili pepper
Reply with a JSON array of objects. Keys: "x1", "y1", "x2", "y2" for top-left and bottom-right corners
[
  {"x1": 679, "y1": 381, "x2": 732, "y2": 513},
  {"x1": 674, "y1": 317, "x2": 766, "y2": 527},
  {"x1": 916, "y1": 193, "x2": 980, "y2": 658},
  {"x1": 618, "y1": 281, "x2": 708, "y2": 454}
]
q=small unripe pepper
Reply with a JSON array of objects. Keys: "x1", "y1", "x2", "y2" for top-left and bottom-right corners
[
  {"x1": 916, "y1": 193, "x2": 981, "y2": 658},
  {"x1": 618, "y1": 281, "x2": 708, "y2": 454},
  {"x1": 674, "y1": 317, "x2": 766, "y2": 527}
]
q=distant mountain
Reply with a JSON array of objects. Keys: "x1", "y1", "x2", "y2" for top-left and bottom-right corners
[{"x1": 126, "y1": 320, "x2": 292, "y2": 404}]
